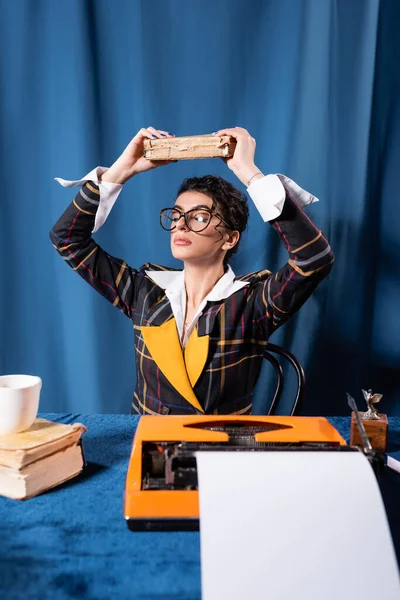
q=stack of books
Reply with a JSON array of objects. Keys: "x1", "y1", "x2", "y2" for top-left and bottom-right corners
[{"x1": 0, "y1": 418, "x2": 86, "y2": 499}]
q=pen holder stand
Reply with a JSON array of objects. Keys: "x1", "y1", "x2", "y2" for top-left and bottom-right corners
[{"x1": 350, "y1": 411, "x2": 388, "y2": 452}]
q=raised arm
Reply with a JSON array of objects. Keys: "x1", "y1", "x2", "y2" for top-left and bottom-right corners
[
  {"x1": 253, "y1": 192, "x2": 334, "y2": 336},
  {"x1": 213, "y1": 126, "x2": 334, "y2": 336},
  {"x1": 50, "y1": 127, "x2": 176, "y2": 319}
]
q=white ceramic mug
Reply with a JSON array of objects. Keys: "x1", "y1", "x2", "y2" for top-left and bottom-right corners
[{"x1": 0, "y1": 375, "x2": 42, "y2": 435}]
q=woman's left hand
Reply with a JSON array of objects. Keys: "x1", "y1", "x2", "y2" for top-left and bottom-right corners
[{"x1": 213, "y1": 127, "x2": 263, "y2": 187}]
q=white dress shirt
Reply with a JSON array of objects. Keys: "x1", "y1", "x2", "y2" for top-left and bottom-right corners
[
  {"x1": 55, "y1": 168, "x2": 318, "y2": 347},
  {"x1": 144, "y1": 265, "x2": 250, "y2": 347}
]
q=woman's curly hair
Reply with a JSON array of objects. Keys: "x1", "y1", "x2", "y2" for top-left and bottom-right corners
[{"x1": 176, "y1": 175, "x2": 249, "y2": 264}]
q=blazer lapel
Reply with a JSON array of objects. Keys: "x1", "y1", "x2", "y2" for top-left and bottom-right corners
[
  {"x1": 184, "y1": 325, "x2": 210, "y2": 388},
  {"x1": 138, "y1": 318, "x2": 205, "y2": 414}
]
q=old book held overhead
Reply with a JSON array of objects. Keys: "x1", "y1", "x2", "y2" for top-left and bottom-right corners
[{"x1": 143, "y1": 134, "x2": 236, "y2": 160}]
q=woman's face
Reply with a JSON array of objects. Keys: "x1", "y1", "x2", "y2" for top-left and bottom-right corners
[{"x1": 169, "y1": 191, "x2": 238, "y2": 265}]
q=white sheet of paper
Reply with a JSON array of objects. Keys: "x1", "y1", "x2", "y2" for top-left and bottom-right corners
[{"x1": 196, "y1": 451, "x2": 400, "y2": 600}]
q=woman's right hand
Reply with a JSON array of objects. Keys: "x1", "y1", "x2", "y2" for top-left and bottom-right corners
[{"x1": 101, "y1": 127, "x2": 176, "y2": 184}]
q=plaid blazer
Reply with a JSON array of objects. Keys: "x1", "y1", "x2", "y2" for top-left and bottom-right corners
[{"x1": 50, "y1": 181, "x2": 334, "y2": 415}]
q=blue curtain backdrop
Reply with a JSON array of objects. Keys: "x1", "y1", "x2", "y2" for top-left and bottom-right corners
[{"x1": 0, "y1": 0, "x2": 399, "y2": 415}]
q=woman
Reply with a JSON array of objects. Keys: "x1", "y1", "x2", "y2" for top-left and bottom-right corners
[{"x1": 51, "y1": 126, "x2": 334, "y2": 415}]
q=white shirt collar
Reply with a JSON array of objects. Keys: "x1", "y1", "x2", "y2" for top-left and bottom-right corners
[
  {"x1": 145, "y1": 265, "x2": 249, "y2": 300},
  {"x1": 145, "y1": 266, "x2": 250, "y2": 348}
]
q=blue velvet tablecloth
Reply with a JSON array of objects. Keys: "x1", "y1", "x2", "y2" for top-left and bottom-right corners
[{"x1": 1, "y1": 414, "x2": 400, "y2": 600}]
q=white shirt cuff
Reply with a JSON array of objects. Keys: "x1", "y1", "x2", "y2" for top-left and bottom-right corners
[
  {"x1": 54, "y1": 166, "x2": 123, "y2": 233},
  {"x1": 247, "y1": 174, "x2": 319, "y2": 222}
]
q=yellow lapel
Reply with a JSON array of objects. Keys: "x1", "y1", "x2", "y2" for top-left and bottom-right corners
[
  {"x1": 138, "y1": 318, "x2": 205, "y2": 413},
  {"x1": 184, "y1": 325, "x2": 210, "y2": 388}
]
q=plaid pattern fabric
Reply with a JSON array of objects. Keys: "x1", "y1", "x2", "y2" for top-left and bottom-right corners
[{"x1": 50, "y1": 181, "x2": 334, "y2": 415}]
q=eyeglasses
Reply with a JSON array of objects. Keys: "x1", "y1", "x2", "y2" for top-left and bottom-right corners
[{"x1": 159, "y1": 206, "x2": 231, "y2": 233}]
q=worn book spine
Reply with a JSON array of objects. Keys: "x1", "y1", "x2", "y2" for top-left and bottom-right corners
[
  {"x1": 0, "y1": 441, "x2": 85, "y2": 500},
  {"x1": 0, "y1": 428, "x2": 83, "y2": 469},
  {"x1": 143, "y1": 134, "x2": 236, "y2": 160},
  {"x1": 0, "y1": 420, "x2": 87, "y2": 469}
]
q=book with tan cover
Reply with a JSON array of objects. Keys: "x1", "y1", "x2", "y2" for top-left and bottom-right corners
[
  {"x1": 0, "y1": 418, "x2": 87, "y2": 469},
  {"x1": 0, "y1": 419, "x2": 87, "y2": 499},
  {"x1": 143, "y1": 134, "x2": 236, "y2": 160},
  {"x1": 0, "y1": 443, "x2": 85, "y2": 500}
]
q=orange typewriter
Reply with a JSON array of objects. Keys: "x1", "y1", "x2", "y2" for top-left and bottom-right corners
[{"x1": 124, "y1": 415, "x2": 349, "y2": 531}]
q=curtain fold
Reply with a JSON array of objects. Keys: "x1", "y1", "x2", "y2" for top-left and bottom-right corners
[{"x1": 0, "y1": 0, "x2": 398, "y2": 415}]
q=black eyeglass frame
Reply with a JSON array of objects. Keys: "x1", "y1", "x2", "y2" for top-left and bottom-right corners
[{"x1": 159, "y1": 206, "x2": 232, "y2": 233}]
